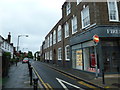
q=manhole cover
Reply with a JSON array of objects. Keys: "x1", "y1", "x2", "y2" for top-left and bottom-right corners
[{"x1": 112, "y1": 83, "x2": 120, "y2": 88}]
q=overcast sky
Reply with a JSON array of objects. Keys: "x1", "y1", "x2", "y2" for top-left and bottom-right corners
[{"x1": 0, "y1": 0, "x2": 65, "y2": 53}]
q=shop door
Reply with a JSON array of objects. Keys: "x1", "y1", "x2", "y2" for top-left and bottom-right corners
[{"x1": 103, "y1": 46, "x2": 119, "y2": 72}]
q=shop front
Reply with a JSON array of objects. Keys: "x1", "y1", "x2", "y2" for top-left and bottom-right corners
[{"x1": 70, "y1": 26, "x2": 120, "y2": 74}]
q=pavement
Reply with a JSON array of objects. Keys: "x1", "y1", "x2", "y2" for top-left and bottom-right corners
[
  {"x1": 41, "y1": 61, "x2": 120, "y2": 89},
  {"x1": 2, "y1": 62, "x2": 33, "y2": 89}
]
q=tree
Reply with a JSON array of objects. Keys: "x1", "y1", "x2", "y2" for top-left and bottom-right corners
[{"x1": 27, "y1": 51, "x2": 33, "y2": 59}]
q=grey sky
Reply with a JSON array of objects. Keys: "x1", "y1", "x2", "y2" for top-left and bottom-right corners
[{"x1": 0, "y1": 0, "x2": 65, "y2": 53}]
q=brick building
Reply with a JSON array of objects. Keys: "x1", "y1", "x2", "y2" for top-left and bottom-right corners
[{"x1": 41, "y1": 0, "x2": 120, "y2": 74}]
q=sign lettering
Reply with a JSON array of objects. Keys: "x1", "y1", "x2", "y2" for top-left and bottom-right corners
[{"x1": 107, "y1": 29, "x2": 120, "y2": 34}]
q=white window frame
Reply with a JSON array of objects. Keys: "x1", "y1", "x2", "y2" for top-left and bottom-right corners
[
  {"x1": 57, "y1": 25, "x2": 62, "y2": 42},
  {"x1": 45, "y1": 52, "x2": 47, "y2": 59},
  {"x1": 71, "y1": 15, "x2": 77, "y2": 34},
  {"x1": 77, "y1": 0, "x2": 82, "y2": 5},
  {"x1": 47, "y1": 37, "x2": 49, "y2": 48},
  {"x1": 50, "y1": 50, "x2": 52, "y2": 60},
  {"x1": 50, "y1": 34, "x2": 52, "y2": 46},
  {"x1": 81, "y1": 6, "x2": 90, "y2": 28},
  {"x1": 66, "y1": 2, "x2": 71, "y2": 16},
  {"x1": 64, "y1": 22, "x2": 69, "y2": 38},
  {"x1": 65, "y1": 45, "x2": 70, "y2": 61},
  {"x1": 47, "y1": 52, "x2": 49, "y2": 60},
  {"x1": 58, "y1": 47, "x2": 62, "y2": 60},
  {"x1": 107, "y1": 0, "x2": 119, "y2": 22},
  {"x1": 53, "y1": 30, "x2": 56, "y2": 44}
]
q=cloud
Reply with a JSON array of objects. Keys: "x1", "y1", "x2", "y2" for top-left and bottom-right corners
[{"x1": 0, "y1": 0, "x2": 65, "y2": 53}]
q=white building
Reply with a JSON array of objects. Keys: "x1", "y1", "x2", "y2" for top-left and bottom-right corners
[{"x1": 0, "y1": 33, "x2": 14, "y2": 59}]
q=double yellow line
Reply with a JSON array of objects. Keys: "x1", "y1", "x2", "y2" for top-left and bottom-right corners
[{"x1": 32, "y1": 66, "x2": 53, "y2": 90}]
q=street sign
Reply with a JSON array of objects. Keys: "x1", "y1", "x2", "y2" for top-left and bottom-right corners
[{"x1": 93, "y1": 34, "x2": 99, "y2": 43}]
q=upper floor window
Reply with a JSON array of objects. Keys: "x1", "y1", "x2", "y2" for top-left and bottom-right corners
[
  {"x1": 66, "y1": 2, "x2": 71, "y2": 16},
  {"x1": 50, "y1": 34, "x2": 52, "y2": 46},
  {"x1": 64, "y1": 22, "x2": 69, "y2": 38},
  {"x1": 58, "y1": 47, "x2": 62, "y2": 60},
  {"x1": 45, "y1": 39, "x2": 47, "y2": 49},
  {"x1": 53, "y1": 30, "x2": 56, "y2": 44},
  {"x1": 71, "y1": 15, "x2": 77, "y2": 34},
  {"x1": 81, "y1": 6, "x2": 90, "y2": 28},
  {"x1": 47, "y1": 37, "x2": 49, "y2": 48},
  {"x1": 107, "y1": 0, "x2": 119, "y2": 21},
  {"x1": 57, "y1": 25, "x2": 62, "y2": 42},
  {"x1": 77, "y1": 0, "x2": 82, "y2": 5},
  {"x1": 65, "y1": 45, "x2": 70, "y2": 60}
]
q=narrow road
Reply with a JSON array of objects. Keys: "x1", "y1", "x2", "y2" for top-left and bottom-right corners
[{"x1": 32, "y1": 61, "x2": 98, "y2": 89}]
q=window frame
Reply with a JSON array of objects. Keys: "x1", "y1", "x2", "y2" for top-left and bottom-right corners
[
  {"x1": 58, "y1": 47, "x2": 62, "y2": 60},
  {"x1": 57, "y1": 25, "x2": 62, "y2": 42},
  {"x1": 66, "y1": 2, "x2": 71, "y2": 16},
  {"x1": 64, "y1": 22, "x2": 69, "y2": 38},
  {"x1": 50, "y1": 50, "x2": 52, "y2": 60},
  {"x1": 71, "y1": 15, "x2": 77, "y2": 34},
  {"x1": 107, "y1": 0, "x2": 119, "y2": 22},
  {"x1": 65, "y1": 45, "x2": 70, "y2": 61},
  {"x1": 50, "y1": 34, "x2": 52, "y2": 46},
  {"x1": 81, "y1": 6, "x2": 90, "y2": 28},
  {"x1": 53, "y1": 30, "x2": 56, "y2": 44}
]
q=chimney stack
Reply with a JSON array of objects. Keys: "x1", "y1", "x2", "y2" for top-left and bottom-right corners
[{"x1": 8, "y1": 32, "x2": 11, "y2": 43}]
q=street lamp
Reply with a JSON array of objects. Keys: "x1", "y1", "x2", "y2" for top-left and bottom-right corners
[{"x1": 17, "y1": 35, "x2": 28, "y2": 52}]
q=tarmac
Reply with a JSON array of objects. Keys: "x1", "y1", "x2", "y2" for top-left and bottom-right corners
[
  {"x1": 41, "y1": 62, "x2": 120, "y2": 89},
  {"x1": 2, "y1": 61, "x2": 120, "y2": 89}
]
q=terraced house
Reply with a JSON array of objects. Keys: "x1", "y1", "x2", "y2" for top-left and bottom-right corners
[{"x1": 41, "y1": 0, "x2": 120, "y2": 74}]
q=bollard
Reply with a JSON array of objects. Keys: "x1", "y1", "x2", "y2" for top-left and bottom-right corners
[
  {"x1": 102, "y1": 69, "x2": 105, "y2": 84},
  {"x1": 33, "y1": 78, "x2": 39, "y2": 90},
  {"x1": 29, "y1": 66, "x2": 33, "y2": 85}
]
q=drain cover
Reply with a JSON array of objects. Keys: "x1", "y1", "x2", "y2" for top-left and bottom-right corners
[{"x1": 112, "y1": 83, "x2": 120, "y2": 88}]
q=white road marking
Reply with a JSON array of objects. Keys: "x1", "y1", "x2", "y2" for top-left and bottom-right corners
[{"x1": 56, "y1": 78, "x2": 84, "y2": 90}]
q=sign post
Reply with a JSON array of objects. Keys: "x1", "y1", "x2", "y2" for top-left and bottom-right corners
[{"x1": 93, "y1": 34, "x2": 99, "y2": 78}]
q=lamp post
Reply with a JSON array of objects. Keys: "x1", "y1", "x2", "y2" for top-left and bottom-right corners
[{"x1": 17, "y1": 35, "x2": 28, "y2": 52}]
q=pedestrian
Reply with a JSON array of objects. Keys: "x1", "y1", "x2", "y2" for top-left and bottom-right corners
[{"x1": 16, "y1": 57, "x2": 19, "y2": 66}]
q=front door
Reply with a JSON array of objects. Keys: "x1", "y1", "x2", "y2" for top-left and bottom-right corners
[{"x1": 102, "y1": 40, "x2": 120, "y2": 73}]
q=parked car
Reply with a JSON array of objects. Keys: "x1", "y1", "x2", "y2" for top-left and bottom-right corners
[{"x1": 22, "y1": 58, "x2": 29, "y2": 63}]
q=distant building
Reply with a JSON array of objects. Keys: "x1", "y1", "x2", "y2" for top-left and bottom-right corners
[
  {"x1": 41, "y1": 1, "x2": 120, "y2": 74},
  {"x1": 0, "y1": 33, "x2": 14, "y2": 59}
]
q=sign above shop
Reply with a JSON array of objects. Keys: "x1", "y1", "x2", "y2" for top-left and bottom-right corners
[
  {"x1": 107, "y1": 29, "x2": 120, "y2": 34},
  {"x1": 93, "y1": 34, "x2": 99, "y2": 43}
]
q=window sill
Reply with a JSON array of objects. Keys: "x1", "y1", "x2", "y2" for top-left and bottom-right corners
[
  {"x1": 109, "y1": 20, "x2": 120, "y2": 22},
  {"x1": 82, "y1": 24, "x2": 90, "y2": 29}
]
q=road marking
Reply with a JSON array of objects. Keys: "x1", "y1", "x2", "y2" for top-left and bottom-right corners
[
  {"x1": 46, "y1": 83, "x2": 53, "y2": 90},
  {"x1": 32, "y1": 66, "x2": 48, "y2": 89},
  {"x1": 78, "y1": 81, "x2": 97, "y2": 89},
  {"x1": 56, "y1": 78, "x2": 84, "y2": 90}
]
